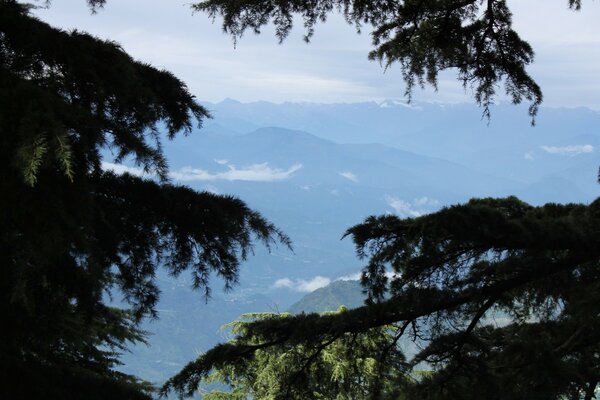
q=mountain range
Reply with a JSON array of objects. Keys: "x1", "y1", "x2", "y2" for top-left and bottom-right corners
[{"x1": 115, "y1": 99, "x2": 600, "y2": 387}]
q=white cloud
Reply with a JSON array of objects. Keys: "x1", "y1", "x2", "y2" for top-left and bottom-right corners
[
  {"x1": 32, "y1": 0, "x2": 600, "y2": 109},
  {"x1": 101, "y1": 162, "x2": 146, "y2": 177},
  {"x1": 169, "y1": 167, "x2": 212, "y2": 181},
  {"x1": 336, "y1": 270, "x2": 400, "y2": 282},
  {"x1": 336, "y1": 272, "x2": 361, "y2": 281},
  {"x1": 540, "y1": 144, "x2": 594, "y2": 155},
  {"x1": 385, "y1": 196, "x2": 423, "y2": 218},
  {"x1": 273, "y1": 276, "x2": 331, "y2": 292},
  {"x1": 385, "y1": 195, "x2": 439, "y2": 218},
  {"x1": 524, "y1": 152, "x2": 535, "y2": 160},
  {"x1": 102, "y1": 161, "x2": 302, "y2": 183},
  {"x1": 170, "y1": 163, "x2": 302, "y2": 182},
  {"x1": 214, "y1": 159, "x2": 229, "y2": 165},
  {"x1": 339, "y1": 171, "x2": 358, "y2": 182}
]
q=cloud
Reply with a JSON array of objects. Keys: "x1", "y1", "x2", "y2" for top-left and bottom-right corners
[
  {"x1": 214, "y1": 159, "x2": 229, "y2": 165},
  {"x1": 170, "y1": 162, "x2": 302, "y2": 182},
  {"x1": 273, "y1": 276, "x2": 331, "y2": 292},
  {"x1": 101, "y1": 162, "x2": 146, "y2": 177},
  {"x1": 540, "y1": 144, "x2": 594, "y2": 155},
  {"x1": 102, "y1": 161, "x2": 302, "y2": 183},
  {"x1": 524, "y1": 152, "x2": 535, "y2": 160},
  {"x1": 385, "y1": 196, "x2": 423, "y2": 218},
  {"x1": 339, "y1": 171, "x2": 358, "y2": 182},
  {"x1": 385, "y1": 195, "x2": 439, "y2": 218},
  {"x1": 336, "y1": 270, "x2": 400, "y2": 282},
  {"x1": 33, "y1": 0, "x2": 600, "y2": 109},
  {"x1": 336, "y1": 272, "x2": 361, "y2": 281}
]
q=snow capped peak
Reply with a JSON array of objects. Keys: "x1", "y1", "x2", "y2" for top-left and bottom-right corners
[{"x1": 378, "y1": 99, "x2": 423, "y2": 110}]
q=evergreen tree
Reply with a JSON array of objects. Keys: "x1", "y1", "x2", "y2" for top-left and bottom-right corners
[
  {"x1": 165, "y1": 197, "x2": 600, "y2": 400},
  {"x1": 192, "y1": 0, "x2": 586, "y2": 122},
  {"x1": 0, "y1": 1, "x2": 289, "y2": 398},
  {"x1": 184, "y1": 309, "x2": 410, "y2": 400}
]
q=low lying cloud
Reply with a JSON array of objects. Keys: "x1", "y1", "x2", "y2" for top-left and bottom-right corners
[
  {"x1": 170, "y1": 162, "x2": 303, "y2": 182},
  {"x1": 385, "y1": 195, "x2": 439, "y2": 218},
  {"x1": 541, "y1": 144, "x2": 594, "y2": 155},
  {"x1": 339, "y1": 171, "x2": 358, "y2": 182},
  {"x1": 336, "y1": 272, "x2": 361, "y2": 281},
  {"x1": 273, "y1": 276, "x2": 331, "y2": 293},
  {"x1": 102, "y1": 161, "x2": 302, "y2": 183}
]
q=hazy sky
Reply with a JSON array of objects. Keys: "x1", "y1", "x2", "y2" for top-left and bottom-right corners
[{"x1": 33, "y1": 0, "x2": 600, "y2": 109}]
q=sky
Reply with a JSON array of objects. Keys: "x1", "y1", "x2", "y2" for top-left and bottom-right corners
[{"x1": 33, "y1": 0, "x2": 600, "y2": 109}]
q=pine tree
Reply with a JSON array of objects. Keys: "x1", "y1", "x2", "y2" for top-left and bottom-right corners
[
  {"x1": 0, "y1": 1, "x2": 289, "y2": 398},
  {"x1": 165, "y1": 197, "x2": 600, "y2": 399},
  {"x1": 177, "y1": 309, "x2": 410, "y2": 400},
  {"x1": 192, "y1": 0, "x2": 585, "y2": 122}
]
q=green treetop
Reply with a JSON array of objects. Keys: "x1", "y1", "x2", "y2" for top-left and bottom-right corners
[{"x1": 183, "y1": 309, "x2": 410, "y2": 400}]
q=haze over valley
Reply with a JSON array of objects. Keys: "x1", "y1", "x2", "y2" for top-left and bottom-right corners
[{"x1": 114, "y1": 99, "x2": 600, "y2": 383}]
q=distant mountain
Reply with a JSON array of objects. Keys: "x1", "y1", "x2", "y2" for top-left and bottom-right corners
[
  {"x1": 159, "y1": 124, "x2": 538, "y2": 290},
  {"x1": 288, "y1": 280, "x2": 365, "y2": 314},
  {"x1": 117, "y1": 99, "x2": 599, "y2": 386},
  {"x1": 287, "y1": 279, "x2": 421, "y2": 358},
  {"x1": 165, "y1": 125, "x2": 521, "y2": 198},
  {"x1": 199, "y1": 99, "x2": 600, "y2": 201}
]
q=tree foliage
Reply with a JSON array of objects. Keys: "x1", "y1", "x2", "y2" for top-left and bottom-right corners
[
  {"x1": 166, "y1": 197, "x2": 600, "y2": 400},
  {"x1": 167, "y1": 309, "x2": 410, "y2": 400},
  {"x1": 0, "y1": 1, "x2": 289, "y2": 398},
  {"x1": 193, "y1": 0, "x2": 586, "y2": 121}
]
